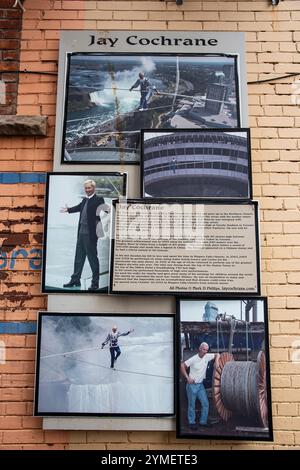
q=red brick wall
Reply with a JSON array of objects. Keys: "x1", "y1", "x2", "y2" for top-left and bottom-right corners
[{"x1": 0, "y1": 0, "x2": 22, "y2": 115}]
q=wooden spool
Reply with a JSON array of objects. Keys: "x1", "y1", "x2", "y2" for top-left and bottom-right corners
[{"x1": 212, "y1": 351, "x2": 268, "y2": 427}]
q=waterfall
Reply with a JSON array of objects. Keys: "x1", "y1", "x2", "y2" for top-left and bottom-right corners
[
  {"x1": 68, "y1": 380, "x2": 173, "y2": 414},
  {"x1": 89, "y1": 91, "x2": 107, "y2": 107}
]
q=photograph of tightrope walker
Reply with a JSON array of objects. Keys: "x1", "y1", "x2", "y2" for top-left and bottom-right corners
[
  {"x1": 176, "y1": 297, "x2": 273, "y2": 441},
  {"x1": 61, "y1": 53, "x2": 240, "y2": 164},
  {"x1": 34, "y1": 313, "x2": 175, "y2": 416}
]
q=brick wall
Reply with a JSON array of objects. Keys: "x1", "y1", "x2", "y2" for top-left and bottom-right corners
[
  {"x1": 0, "y1": 0, "x2": 23, "y2": 115},
  {"x1": 0, "y1": 0, "x2": 300, "y2": 450}
]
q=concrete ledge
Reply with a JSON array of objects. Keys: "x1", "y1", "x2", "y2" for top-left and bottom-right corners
[
  {"x1": 0, "y1": 115, "x2": 47, "y2": 136},
  {"x1": 43, "y1": 417, "x2": 175, "y2": 431}
]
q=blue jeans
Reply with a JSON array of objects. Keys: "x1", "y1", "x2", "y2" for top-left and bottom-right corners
[
  {"x1": 110, "y1": 346, "x2": 121, "y2": 368},
  {"x1": 139, "y1": 92, "x2": 148, "y2": 109},
  {"x1": 186, "y1": 382, "x2": 209, "y2": 425}
]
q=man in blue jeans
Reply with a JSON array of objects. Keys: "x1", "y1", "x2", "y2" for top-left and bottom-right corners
[
  {"x1": 129, "y1": 72, "x2": 159, "y2": 111},
  {"x1": 181, "y1": 342, "x2": 217, "y2": 430}
]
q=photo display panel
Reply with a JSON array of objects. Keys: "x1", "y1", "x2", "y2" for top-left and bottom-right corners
[
  {"x1": 141, "y1": 128, "x2": 252, "y2": 200},
  {"x1": 62, "y1": 53, "x2": 240, "y2": 164},
  {"x1": 54, "y1": 31, "x2": 248, "y2": 167},
  {"x1": 110, "y1": 199, "x2": 260, "y2": 296},
  {"x1": 35, "y1": 313, "x2": 175, "y2": 417},
  {"x1": 176, "y1": 297, "x2": 273, "y2": 441},
  {"x1": 42, "y1": 172, "x2": 127, "y2": 293}
]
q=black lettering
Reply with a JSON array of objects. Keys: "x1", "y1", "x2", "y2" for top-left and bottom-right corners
[
  {"x1": 127, "y1": 35, "x2": 137, "y2": 45},
  {"x1": 151, "y1": 38, "x2": 160, "y2": 45},
  {"x1": 108, "y1": 37, "x2": 118, "y2": 47},
  {"x1": 161, "y1": 36, "x2": 172, "y2": 46},
  {"x1": 96, "y1": 38, "x2": 107, "y2": 46},
  {"x1": 174, "y1": 38, "x2": 182, "y2": 46},
  {"x1": 124, "y1": 34, "x2": 218, "y2": 47},
  {"x1": 194, "y1": 38, "x2": 206, "y2": 46},
  {"x1": 88, "y1": 34, "x2": 95, "y2": 46}
]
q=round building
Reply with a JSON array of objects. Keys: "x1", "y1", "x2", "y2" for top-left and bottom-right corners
[{"x1": 143, "y1": 131, "x2": 250, "y2": 198}]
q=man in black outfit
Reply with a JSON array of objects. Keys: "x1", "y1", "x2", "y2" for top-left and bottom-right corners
[{"x1": 60, "y1": 179, "x2": 110, "y2": 291}]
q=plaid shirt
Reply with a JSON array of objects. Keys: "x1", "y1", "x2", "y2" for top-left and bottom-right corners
[{"x1": 102, "y1": 330, "x2": 131, "y2": 348}]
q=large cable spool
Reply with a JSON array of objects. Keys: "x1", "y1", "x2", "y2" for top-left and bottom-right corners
[{"x1": 212, "y1": 351, "x2": 268, "y2": 427}]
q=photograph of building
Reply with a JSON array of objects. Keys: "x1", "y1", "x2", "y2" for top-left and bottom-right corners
[{"x1": 142, "y1": 129, "x2": 251, "y2": 198}]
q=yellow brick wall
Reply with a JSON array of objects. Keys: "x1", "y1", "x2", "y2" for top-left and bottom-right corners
[{"x1": 0, "y1": 0, "x2": 300, "y2": 450}]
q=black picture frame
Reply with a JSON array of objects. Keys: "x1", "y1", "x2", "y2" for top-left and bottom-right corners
[
  {"x1": 42, "y1": 172, "x2": 127, "y2": 294},
  {"x1": 140, "y1": 128, "x2": 252, "y2": 200},
  {"x1": 110, "y1": 199, "x2": 261, "y2": 296},
  {"x1": 61, "y1": 52, "x2": 241, "y2": 165},
  {"x1": 34, "y1": 312, "x2": 175, "y2": 417},
  {"x1": 176, "y1": 296, "x2": 273, "y2": 441}
]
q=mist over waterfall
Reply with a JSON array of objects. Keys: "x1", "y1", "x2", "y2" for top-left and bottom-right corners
[
  {"x1": 89, "y1": 57, "x2": 158, "y2": 114},
  {"x1": 68, "y1": 380, "x2": 173, "y2": 414}
]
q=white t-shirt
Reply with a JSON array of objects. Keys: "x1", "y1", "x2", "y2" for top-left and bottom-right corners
[{"x1": 184, "y1": 353, "x2": 215, "y2": 384}]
